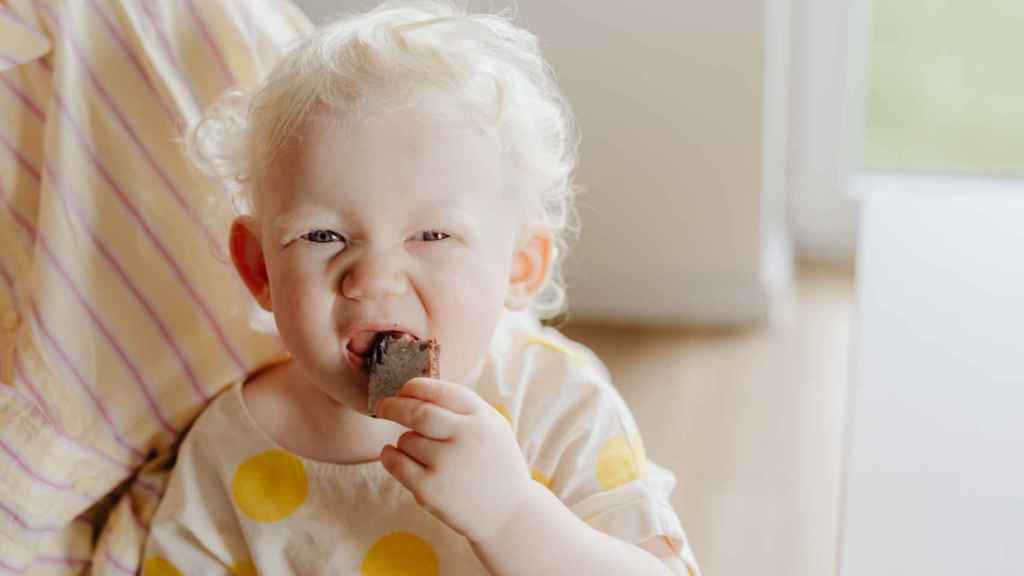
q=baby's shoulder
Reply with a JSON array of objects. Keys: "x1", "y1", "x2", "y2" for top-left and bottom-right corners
[
  {"x1": 495, "y1": 313, "x2": 608, "y2": 385},
  {"x1": 486, "y1": 313, "x2": 626, "y2": 429},
  {"x1": 175, "y1": 364, "x2": 285, "y2": 467}
]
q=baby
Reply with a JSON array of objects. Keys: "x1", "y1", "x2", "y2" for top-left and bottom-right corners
[{"x1": 143, "y1": 2, "x2": 701, "y2": 575}]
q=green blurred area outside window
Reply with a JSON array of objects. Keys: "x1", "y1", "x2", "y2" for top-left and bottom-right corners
[{"x1": 865, "y1": 0, "x2": 1024, "y2": 177}]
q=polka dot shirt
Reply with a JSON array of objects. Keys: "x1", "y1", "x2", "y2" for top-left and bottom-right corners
[{"x1": 142, "y1": 310, "x2": 700, "y2": 575}]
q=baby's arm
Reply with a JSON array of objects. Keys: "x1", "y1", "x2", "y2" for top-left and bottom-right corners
[
  {"x1": 469, "y1": 482, "x2": 682, "y2": 576},
  {"x1": 494, "y1": 349, "x2": 700, "y2": 576},
  {"x1": 377, "y1": 376, "x2": 698, "y2": 576}
]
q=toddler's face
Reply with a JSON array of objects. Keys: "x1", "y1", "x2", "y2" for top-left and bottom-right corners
[{"x1": 250, "y1": 104, "x2": 521, "y2": 413}]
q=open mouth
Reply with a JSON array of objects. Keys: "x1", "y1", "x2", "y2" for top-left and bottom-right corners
[{"x1": 347, "y1": 331, "x2": 418, "y2": 368}]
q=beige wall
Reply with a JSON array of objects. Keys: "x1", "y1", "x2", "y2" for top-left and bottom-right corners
[{"x1": 295, "y1": 0, "x2": 793, "y2": 326}]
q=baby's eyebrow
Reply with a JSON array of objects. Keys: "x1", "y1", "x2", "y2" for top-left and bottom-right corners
[
  {"x1": 429, "y1": 209, "x2": 481, "y2": 239},
  {"x1": 270, "y1": 208, "x2": 349, "y2": 246},
  {"x1": 271, "y1": 206, "x2": 343, "y2": 231}
]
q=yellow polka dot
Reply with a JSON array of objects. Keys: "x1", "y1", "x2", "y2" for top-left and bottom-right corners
[
  {"x1": 230, "y1": 561, "x2": 258, "y2": 576},
  {"x1": 491, "y1": 402, "x2": 512, "y2": 425},
  {"x1": 142, "y1": 558, "x2": 183, "y2": 576},
  {"x1": 361, "y1": 532, "x2": 438, "y2": 576},
  {"x1": 596, "y1": 434, "x2": 647, "y2": 490},
  {"x1": 525, "y1": 336, "x2": 585, "y2": 365},
  {"x1": 531, "y1": 469, "x2": 552, "y2": 489},
  {"x1": 232, "y1": 450, "x2": 308, "y2": 523}
]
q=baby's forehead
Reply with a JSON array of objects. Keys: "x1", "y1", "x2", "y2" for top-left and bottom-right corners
[
  {"x1": 258, "y1": 107, "x2": 526, "y2": 228},
  {"x1": 271, "y1": 103, "x2": 499, "y2": 182},
  {"x1": 302, "y1": 94, "x2": 499, "y2": 149}
]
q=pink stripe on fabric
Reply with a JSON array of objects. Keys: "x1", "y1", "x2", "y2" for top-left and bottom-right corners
[
  {"x1": 0, "y1": 392, "x2": 104, "y2": 503},
  {"x1": 2, "y1": 123, "x2": 211, "y2": 405},
  {"x1": 6, "y1": 358, "x2": 57, "y2": 429},
  {"x1": 0, "y1": 556, "x2": 90, "y2": 575},
  {"x1": 0, "y1": 132, "x2": 43, "y2": 181},
  {"x1": 45, "y1": 166, "x2": 210, "y2": 403},
  {"x1": 38, "y1": 4, "x2": 229, "y2": 266},
  {"x1": 10, "y1": 349, "x2": 136, "y2": 471},
  {"x1": 34, "y1": 557, "x2": 90, "y2": 569},
  {"x1": 0, "y1": 5, "x2": 35, "y2": 29},
  {"x1": 27, "y1": 299, "x2": 147, "y2": 461},
  {"x1": 49, "y1": 92, "x2": 248, "y2": 375},
  {"x1": 0, "y1": 499, "x2": 62, "y2": 534},
  {"x1": 137, "y1": 0, "x2": 200, "y2": 112},
  {"x1": 0, "y1": 6, "x2": 51, "y2": 67},
  {"x1": 0, "y1": 212, "x2": 147, "y2": 460},
  {"x1": 0, "y1": 262, "x2": 57, "y2": 426},
  {"x1": 17, "y1": 9, "x2": 246, "y2": 375},
  {"x1": 0, "y1": 74, "x2": 46, "y2": 121},
  {"x1": 81, "y1": 0, "x2": 178, "y2": 121},
  {"x1": 0, "y1": 261, "x2": 60, "y2": 428},
  {"x1": 134, "y1": 477, "x2": 164, "y2": 499},
  {"x1": 0, "y1": 256, "x2": 20, "y2": 304},
  {"x1": 104, "y1": 550, "x2": 136, "y2": 576},
  {"x1": 182, "y1": 0, "x2": 236, "y2": 86},
  {"x1": 0, "y1": 558, "x2": 31, "y2": 575},
  {"x1": 0, "y1": 436, "x2": 90, "y2": 498},
  {"x1": 26, "y1": 240, "x2": 181, "y2": 436},
  {"x1": 8, "y1": 350, "x2": 62, "y2": 430},
  {"x1": 2, "y1": 195, "x2": 180, "y2": 437}
]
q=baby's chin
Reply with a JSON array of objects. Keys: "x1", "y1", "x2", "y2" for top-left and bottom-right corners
[
  {"x1": 310, "y1": 376, "x2": 372, "y2": 415},
  {"x1": 287, "y1": 356, "x2": 373, "y2": 414}
]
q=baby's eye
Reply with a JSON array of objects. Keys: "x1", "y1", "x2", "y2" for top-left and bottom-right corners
[
  {"x1": 415, "y1": 230, "x2": 451, "y2": 242},
  {"x1": 300, "y1": 229, "x2": 346, "y2": 244}
]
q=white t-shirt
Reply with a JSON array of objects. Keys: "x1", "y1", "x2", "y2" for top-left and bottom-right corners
[{"x1": 143, "y1": 310, "x2": 701, "y2": 575}]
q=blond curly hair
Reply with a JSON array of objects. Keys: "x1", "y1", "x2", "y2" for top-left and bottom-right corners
[{"x1": 188, "y1": 1, "x2": 579, "y2": 319}]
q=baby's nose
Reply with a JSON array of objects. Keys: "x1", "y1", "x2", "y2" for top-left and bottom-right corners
[{"x1": 341, "y1": 250, "x2": 408, "y2": 301}]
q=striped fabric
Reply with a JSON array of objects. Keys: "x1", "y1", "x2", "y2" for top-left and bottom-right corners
[{"x1": 0, "y1": 1, "x2": 309, "y2": 572}]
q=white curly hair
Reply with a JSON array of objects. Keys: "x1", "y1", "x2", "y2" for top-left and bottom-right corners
[{"x1": 188, "y1": 0, "x2": 580, "y2": 319}]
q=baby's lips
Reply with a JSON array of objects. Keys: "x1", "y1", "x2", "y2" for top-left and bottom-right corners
[{"x1": 347, "y1": 329, "x2": 417, "y2": 356}]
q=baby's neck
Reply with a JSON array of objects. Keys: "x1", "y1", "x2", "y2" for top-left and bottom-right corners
[{"x1": 242, "y1": 360, "x2": 405, "y2": 465}]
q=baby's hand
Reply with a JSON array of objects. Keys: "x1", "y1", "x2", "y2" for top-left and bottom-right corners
[{"x1": 376, "y1": 378, "x2": 537, "y2": 544}]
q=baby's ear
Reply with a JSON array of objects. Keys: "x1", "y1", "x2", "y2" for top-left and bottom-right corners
[
  {"x1": 229, "y1": 216, "x2": 273, "y2": 312},
  {"x1": 505, "y1": 226, "x2": 554, "y2": 311}
]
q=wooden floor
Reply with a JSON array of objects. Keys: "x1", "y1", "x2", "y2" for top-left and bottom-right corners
[{"x1": 562, "y1": 264, "x2": 854, "y2": 576}]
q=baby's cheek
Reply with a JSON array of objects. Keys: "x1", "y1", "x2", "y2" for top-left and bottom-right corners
[
  {"x1": 431, "y1": 267, "x2": 506, "y2": 382},
  {"x1": 272, "y1": 276, "x2": 329, "y2": 358}
]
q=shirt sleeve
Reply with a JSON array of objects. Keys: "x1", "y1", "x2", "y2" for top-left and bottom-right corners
[
  {"x1": 143, "y1": 405, "x2": 252, "y2": 575},
  {"x1": 509, "y1": 336, "x2": 702, "y2": 575}
]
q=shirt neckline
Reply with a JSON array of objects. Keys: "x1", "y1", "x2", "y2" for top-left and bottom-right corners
[{"x1": 225, "y1": 378, "x2": 391, "y2": 483}]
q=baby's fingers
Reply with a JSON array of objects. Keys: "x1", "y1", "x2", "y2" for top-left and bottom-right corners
[
  {"x1": 380, "y1": 444, "x2": 428, "y2": 492},
  {"x1": 398, "y1": 378, "x2": 481, "y2": 415},
  {"x1": 394, "y1": 431, "x2": 444, "y2": 468},
  {"x1": 376, "y1": 396, "x2": 461, "y2": 439}
]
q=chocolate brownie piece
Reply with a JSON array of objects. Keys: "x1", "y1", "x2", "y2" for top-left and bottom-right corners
[{"x1": 367, "y1": 333, "x2": 440, "y2": 415}]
